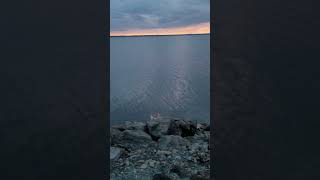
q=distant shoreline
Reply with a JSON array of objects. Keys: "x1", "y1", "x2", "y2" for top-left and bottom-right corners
[{"x1": 110, "y1": 33, "x2": 210, "y2": 38}]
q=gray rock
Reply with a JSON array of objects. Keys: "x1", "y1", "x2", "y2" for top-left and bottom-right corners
[
  {"x1": 122, "y1": 130, "x2": 152, "y2": 143},
  {"x1": 140, "y1": 163, "x2": 148, "y2": 169},
  {"x1": 110, "y1": 120, "x2": 210, "y2": 180},
  {"x1": 147, "y1": 118, "x2": 171, "y2": 139},
  {"x1": 197, "y1": 123, "x2": 210, "y2": 131},
  {"x1": 124, "y1": 121, "x2": 146, "y2": 131},
  {"x1": 111, "y1": 128, "x2": 123, "y2": 145},
  {"x1": 110, "y1": 147, "x2": 123, "y2": 161},
  {"x1": 158, "y1": 135, "x2": 190, "y2": 149},
  {"x1": 112, "y1": 124, "x2": 126, "y2": 131}
]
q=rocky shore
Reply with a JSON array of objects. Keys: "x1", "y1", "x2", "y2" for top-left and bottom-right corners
[{"x1": 110, "y1": 117, "x2": 211, "y2": 180}]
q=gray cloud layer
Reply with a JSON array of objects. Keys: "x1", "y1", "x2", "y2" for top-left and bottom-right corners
[{"x1": 111, "y1": 0, "x2": 210, "y2": 31}]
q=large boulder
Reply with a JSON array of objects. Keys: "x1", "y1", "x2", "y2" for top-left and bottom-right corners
[
  {"x1": 167, "y1": 119, "x2": 197, "y2": 137},
  {"x1": 124, "y1": 121, "x2": 146, "y2": 131},
  {"x1": 114, "y1": 129, "x2": 154, "y2": 150},
  {"x1": 122, "y1": 129, "x2": 153, "y2": 143},
  {"x1": 146, "y1": 118, "x2": 171, "y2": 140},
  {"x1": 158, "y1": 135, "x2": 190, "y2": 149}
]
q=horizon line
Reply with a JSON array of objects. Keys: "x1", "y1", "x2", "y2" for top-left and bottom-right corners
[
  {"x1": 110, "y1": 33, "x2": 210, "y2": 37},
  {"x1": 110, "y1": 22, "x2": 210, "y2": 37}
]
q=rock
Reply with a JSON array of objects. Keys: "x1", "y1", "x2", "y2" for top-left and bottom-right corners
[
  {"x1": 112, "y1": 124, "x2": 126, "y2": 131},
  {"x1": 110, "y1": 147, "x2": 123, "y2": 161},
  {"x1": 125, "y1": 159, "x2": 130, "y2": 166},
  {"x1": 146, "y1": 118, "x2": 171, "y2": 140},
  {"x1": 148, "y1": 160, "x2": 156, "y2": 167},
  {"x1": 170, "y1": 165, "x2": 182, "y2": 176},
  {"x1": 156, "y1": 150, "x2": 172, "y2": 155},
  {"x1": 158, "y1": 135, "x2": 190, "y2": 149},
  {"x1": 122, "y1": 130, "x2": 152, "y2": 143},
  {"x1": 140, "y1": 163, "x2": 148, "y2": 169},
  {"x1": 167, "y1": 119, "x2": 197, "y2": 137},
  {"x1": 167, "y1": 119, "x2": 182, "y2": 136},
  {"x1": 124, "y1": 121, "x2": 146, "y2": 131},
  {"x1": 179, "y1": 120, "x2": 197, "y2": 137},
  {"x1": 175, "y1": 155, "x2": 181, "y2": 160},
  {"x1": 197, "y1": 123, "x2": 210, "y2": 131},
  {"x1": 152, "y1": 174, "x2": 172, "y2": 180},
  {"x1": 190, "y1": 174, "x2": 209, "y2": 180},
  {"x1": 110, "y1": 128, "x2": 123, "y2": 145},
  {"x1": 110, "y1": 120, "x2": 210, "y2": 180}
]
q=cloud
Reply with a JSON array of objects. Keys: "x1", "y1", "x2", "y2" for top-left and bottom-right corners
[{"x1": 110, "y1": 0, "x2": 210, "y2": 33}]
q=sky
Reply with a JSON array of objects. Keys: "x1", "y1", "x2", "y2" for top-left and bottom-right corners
[{"x1": 110, "y1": 0, "x2": 210, "y2": 36}]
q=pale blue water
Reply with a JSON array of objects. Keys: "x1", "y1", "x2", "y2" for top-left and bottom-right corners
[{"x1": 110, "y1": 35, "x2": 210, "y2": 124}]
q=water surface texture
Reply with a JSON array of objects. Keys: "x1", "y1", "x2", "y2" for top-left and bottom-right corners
[{"x1": 111, "y1": 35, "x2": 210, "y2": 124}]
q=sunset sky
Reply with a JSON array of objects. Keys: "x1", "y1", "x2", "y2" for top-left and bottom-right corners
[{"x1": 110, "y1": 0, "x2": 210, "y2": 36}]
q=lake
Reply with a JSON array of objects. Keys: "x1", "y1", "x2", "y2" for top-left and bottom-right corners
[{"x1": 110, "y1": 35, "x2": 210, "y2": 124}]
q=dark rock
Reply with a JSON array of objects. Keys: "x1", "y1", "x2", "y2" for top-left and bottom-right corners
[
  {"x1": 168, "y1": 119, "x2": 197, "y2": 137},
  {"x1": 112, "y1": 124, "x2": 126, "y2": 131},
  {"x1": 170, "y1": 165, "x2": 182, "y2": 176},
  {"x1": 190, "y1": 174, "x2": 209, "y2": 180},
  {"x1": 179, "y1": 121, "x2": 197, "y2": 137},
  {"x1": 158, "y1": 135, "x2": 190, "y2": 149},
  {"x1": 197, "y1": 123, "x2": 210, "y2": 131},
  {"x1": 152, "y1": 174, "x2": 171, "y2": 180},
  {"x1": 167, "y1": 120, "x2": 182, "y2": 136},
  {"x1": 110, "y1": 128, "x2": 123, "y2": 145}
]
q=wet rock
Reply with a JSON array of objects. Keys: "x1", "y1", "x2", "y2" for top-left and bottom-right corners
[
  {"x1": 158, "y1": 135, "x2": 190, "y2": 149},
  {"x1": 110, "y1": 147, "x2": 123, "y2": 161}
]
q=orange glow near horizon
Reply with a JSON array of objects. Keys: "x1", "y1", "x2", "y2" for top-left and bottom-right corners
[{"x1": 110, "y1": 22, "x2": 210, "y2": 36}]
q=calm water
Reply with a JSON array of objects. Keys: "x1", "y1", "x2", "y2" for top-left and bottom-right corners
[{"x1": 111, "y1": 35, "x2": 210, "y2": 124}]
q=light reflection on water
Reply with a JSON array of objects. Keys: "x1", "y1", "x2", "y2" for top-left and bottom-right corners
[{"x1": 110, "y1": 35, "x2": 210, "y2": 124}]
